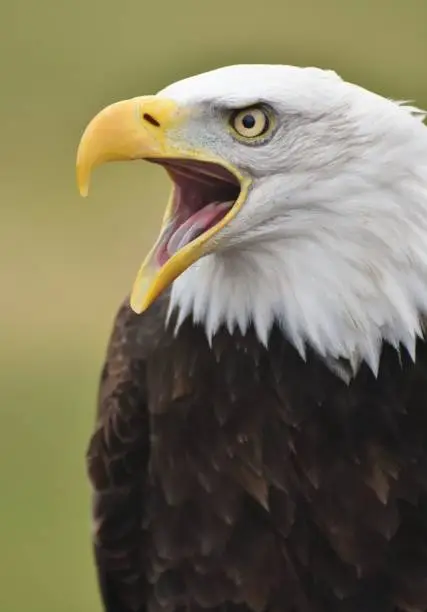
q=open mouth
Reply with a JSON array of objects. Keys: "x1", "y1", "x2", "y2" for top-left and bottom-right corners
[{"x1": 150, "y1": 159, "x2": 241, "y2": 266}]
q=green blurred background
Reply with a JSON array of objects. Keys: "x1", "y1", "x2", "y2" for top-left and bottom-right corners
[{"x1": 1, "y1": 0, "x2": 427, "y2": 609}]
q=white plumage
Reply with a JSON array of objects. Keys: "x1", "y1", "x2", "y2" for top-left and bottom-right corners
[{"x1": 163, "y1": 65, "x2": 427, "y2": 376}]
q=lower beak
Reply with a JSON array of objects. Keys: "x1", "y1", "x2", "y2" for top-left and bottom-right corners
[{"x1": 76, "y1": 96, "x2": 248, "y2": 313}]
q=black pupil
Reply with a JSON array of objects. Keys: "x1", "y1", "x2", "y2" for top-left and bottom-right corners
[{"x1": 242, "y1": 114, "x2": 256, "y2": 129}]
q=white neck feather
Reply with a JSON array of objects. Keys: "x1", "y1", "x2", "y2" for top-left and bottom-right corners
[{"x1": 169, "y1": 216, "x2": 427, "y2": 377}]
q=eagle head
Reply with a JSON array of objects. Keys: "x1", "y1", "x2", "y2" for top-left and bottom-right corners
[{"x1": 77, "y1": 64, "x2": 427, "y2": 374}]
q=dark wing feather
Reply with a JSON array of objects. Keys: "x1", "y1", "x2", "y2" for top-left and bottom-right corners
[{"x1": 86, "y1": 296, "x2": 167, "y2": 612}]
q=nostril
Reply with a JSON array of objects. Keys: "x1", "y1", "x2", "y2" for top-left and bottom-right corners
[{"x1": 143, "y1": 113, "x2": 161, "y2": 127}]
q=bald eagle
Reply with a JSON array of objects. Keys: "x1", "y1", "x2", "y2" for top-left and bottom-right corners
[{"x1": 77, "y1": 65, "x2": 427, "y2": 612}]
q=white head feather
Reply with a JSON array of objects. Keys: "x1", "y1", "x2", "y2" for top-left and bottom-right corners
[{"x1": 158, "y1": 65, "x2": 427, "y2": 376}]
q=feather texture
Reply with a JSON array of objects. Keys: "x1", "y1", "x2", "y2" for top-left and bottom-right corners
[{"x1": 88, "y1": 295, "x2": 427, "y2": 612}]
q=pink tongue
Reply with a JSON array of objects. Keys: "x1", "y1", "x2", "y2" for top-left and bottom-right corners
[{"x1": 167, "y1": 202, "x2": 232, "y2": 256}]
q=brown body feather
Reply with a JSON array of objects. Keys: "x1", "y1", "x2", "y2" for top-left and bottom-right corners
[{"x1": 87, "y1": 294, "x2": 427, "y2": 612}]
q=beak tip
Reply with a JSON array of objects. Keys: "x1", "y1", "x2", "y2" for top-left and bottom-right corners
[
  {"x1": 76, "y1": 164, "x2": 90, "y2": 197},
  {"x1": 130, "y1": 271, "x2": 156, "y2": 314},
  {"x1": 130, "y1": 297, "x2": 144, "y2": 315}
]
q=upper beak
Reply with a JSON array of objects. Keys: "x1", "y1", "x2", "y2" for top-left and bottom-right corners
[
  {"x1": 76, "y1": 96, "x2": 248, "y2": 314},
  {"x1": 76, "y1": 96, "x2": 183, "y2": 197}
]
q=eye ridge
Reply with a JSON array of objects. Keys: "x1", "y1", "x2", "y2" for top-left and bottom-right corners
[{"x1": 230, "y1": 106, "x2": 271, "y2": 140}]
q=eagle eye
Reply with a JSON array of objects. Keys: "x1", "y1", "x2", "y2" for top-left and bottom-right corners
[{"x1": 230, "y1": 107, "x2": 271, "y2": 140}]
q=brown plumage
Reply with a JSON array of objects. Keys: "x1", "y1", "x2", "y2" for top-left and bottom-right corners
[{"x1": 87, "y1": 293, "x2": 427, "y2": 612}]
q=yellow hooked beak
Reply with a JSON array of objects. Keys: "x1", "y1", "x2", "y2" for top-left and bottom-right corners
[{"x1": 76, "y1": 96, "x2": 249, "y2": 313}]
